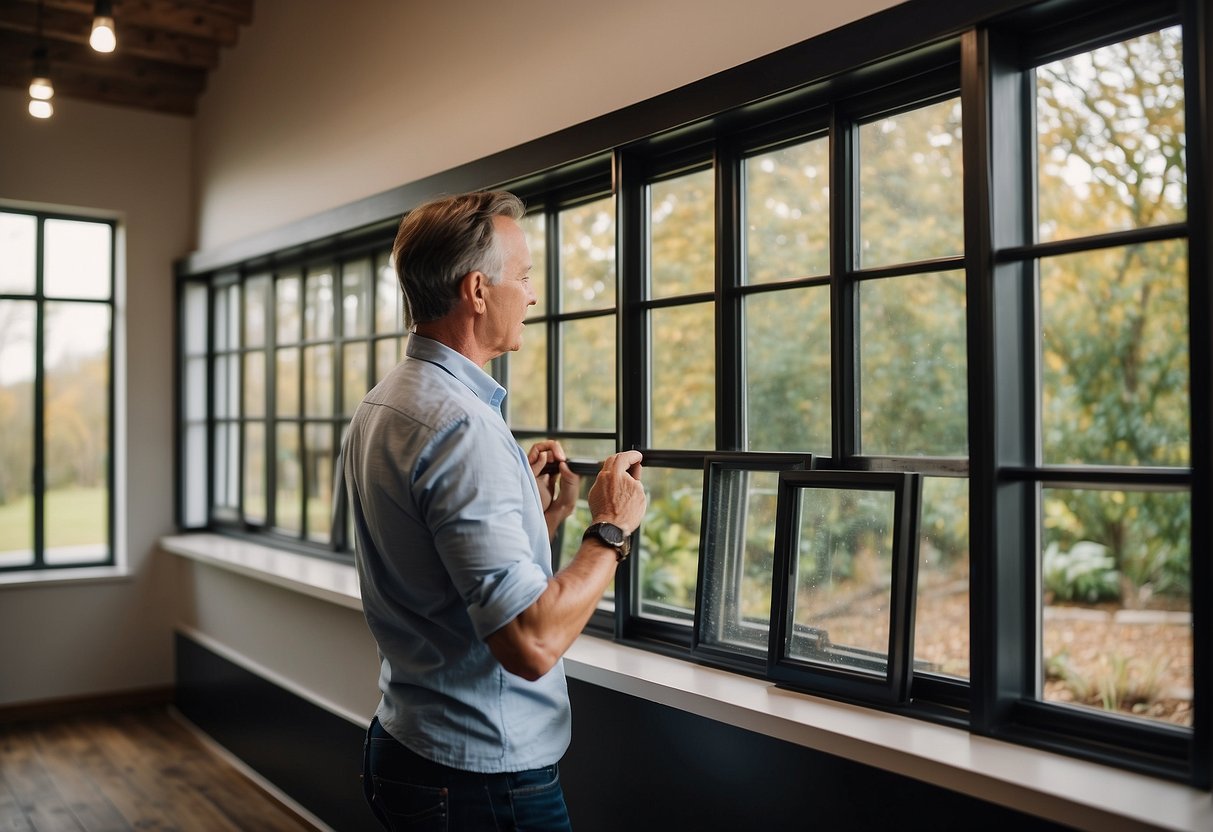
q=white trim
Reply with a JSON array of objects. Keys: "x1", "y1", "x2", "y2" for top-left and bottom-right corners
[
  {"x1": 0, "y1": 565, "x2": 133, "y2": 589},
  {"x1": 176, "y1": 625, "x2": 369, "y2": 728},
  {"x1": 161, "y1": 533, "x2": 362, "y2": 610},
  {"x1": 168, "y1": 706, "x2": 334, "y2": 832},
  {"x1": 163, "y1": 533, "x2": 1211, "y2": 832}
]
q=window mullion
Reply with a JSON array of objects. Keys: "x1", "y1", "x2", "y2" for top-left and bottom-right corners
[
  {"x1": 829, "y1": 106, "x2": 858, "y2": 466},
  {"x1": 715, "y1": 140, "x2": 743, "y2": 451},
  {"x1": 32, "y1": 218, "x2": 46, "y2": 569}
]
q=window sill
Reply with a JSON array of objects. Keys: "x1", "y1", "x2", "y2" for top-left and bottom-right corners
[
  {"x1": 0, "y1": 564, "x2": 132, "y2": 589},
  {"x1": 160, "y1": 533, "x2": 1209, "y2": 832}
]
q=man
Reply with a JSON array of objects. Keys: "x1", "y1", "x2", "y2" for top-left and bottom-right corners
[{"x1": 344, "y1": 190, "x2": 646, "y2": 830}]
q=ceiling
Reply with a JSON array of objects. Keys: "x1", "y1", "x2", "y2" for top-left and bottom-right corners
[{"x1": 0, "y1": 0, "x2": 254, "y2": 116}]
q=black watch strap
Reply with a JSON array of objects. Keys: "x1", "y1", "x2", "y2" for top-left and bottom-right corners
[{"x1": 582, "y1": 522, "x2": 631, "y2": 562}]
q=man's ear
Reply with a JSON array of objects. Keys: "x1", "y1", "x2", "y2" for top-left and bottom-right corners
[{"x1": 460, "y1": 270, "x2": 488, "y2": 314}]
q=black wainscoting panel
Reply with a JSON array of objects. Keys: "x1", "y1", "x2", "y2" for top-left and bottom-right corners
[
  {"x1": 563, "y1": 678, "x2": 1076, "y2": 832},
  {"x1": 174, "y1": 633, "x2": 380, "y2": 832}
]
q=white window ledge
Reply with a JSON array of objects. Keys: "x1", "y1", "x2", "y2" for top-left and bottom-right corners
[
  {"x1": 161, "y1": 533, "x2": 1210, "y2": 832},
  {"x1": 0, "y1": 564, "x2": 132, "y2": 589}
]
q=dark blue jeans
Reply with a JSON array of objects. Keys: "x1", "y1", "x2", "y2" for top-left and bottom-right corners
[{"x1": 363, "y1": 717, "x2": 573, "y2": 831}]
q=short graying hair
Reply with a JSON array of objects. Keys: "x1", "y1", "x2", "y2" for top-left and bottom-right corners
[{"x1": 392, "y1": 191, "x2": 525, "y2": 328}]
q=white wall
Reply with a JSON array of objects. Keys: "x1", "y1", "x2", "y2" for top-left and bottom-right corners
[
  {"x1": 0, "y1": 88, "x2": 192, "y2": 706},
  {"x1": 194, "y1": 0, "x2": 906, "y2": 251}
]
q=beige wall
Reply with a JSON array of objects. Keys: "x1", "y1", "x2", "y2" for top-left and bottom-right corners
[
  {"x1": 194, "y1": 0, "x2": 905, "y2": 251},
  {"x1": 0, "y1": 88, "x2": 192, "y2": 705}
]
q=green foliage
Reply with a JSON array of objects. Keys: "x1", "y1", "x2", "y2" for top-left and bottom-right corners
[
  {"x1": 1042, "y1": 541, "x2": 1121, "y2": 603},
  {"x1": 638, "y1": 480, "x2": 702, "y2": 612}
]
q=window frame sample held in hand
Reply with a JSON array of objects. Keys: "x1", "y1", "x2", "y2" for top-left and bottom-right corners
[{"x1": 767, "y1": 470, "x2": 922, "y2": 705}]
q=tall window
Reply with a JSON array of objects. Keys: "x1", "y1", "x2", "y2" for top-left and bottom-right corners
[{"x1": 0, "y1": 210, "x2": 115, "y2": 571}]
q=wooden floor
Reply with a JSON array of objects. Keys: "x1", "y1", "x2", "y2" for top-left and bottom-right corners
[{"x1": 0, "y1": 707, "x2": 316, "y2": 831}]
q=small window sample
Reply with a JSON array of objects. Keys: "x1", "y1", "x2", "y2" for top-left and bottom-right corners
[
  {"x1": 692, "y1": 454, "x2": 813, "y2": 670},
  {"x1": 768, "y1": 470, "x2": 921, "y2": 704},
  {"x1": 632, "y1": 451, "x2": 705, "y2": 628}
]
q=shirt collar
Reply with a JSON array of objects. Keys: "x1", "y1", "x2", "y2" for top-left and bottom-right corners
[{"x1": 406, "y1": 334, "x2": 507, "y2": 413}]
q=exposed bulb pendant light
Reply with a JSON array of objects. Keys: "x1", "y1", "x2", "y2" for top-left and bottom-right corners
[
  {"x1": 28, "y1": 3, "x2": 53, "y2": 119},
  {"x1": 90, "y1": 0, "x2": 117, "y2": 53}
]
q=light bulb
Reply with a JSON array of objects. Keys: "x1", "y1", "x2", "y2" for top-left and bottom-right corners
[
  {"x1": 29, "y1": 76, "x2": 54, "y2": 100},
  {"x1": 29, "y1": 99, "x2": 53, "y2": 119},
  {"x1": 90, "y1": 16, "x2": 116, "y2": 53}
]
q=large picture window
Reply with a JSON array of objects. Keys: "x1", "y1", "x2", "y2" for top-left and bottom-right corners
[
  {"x1": 176, "y1": 0, "x2": 1208, "y2": 787},
  {"x1": 1, "y1": 210, "x2": 115, "y2": 572}
]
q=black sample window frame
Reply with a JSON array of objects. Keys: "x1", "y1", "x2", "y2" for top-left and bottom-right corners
[{"x1": 767, "y1": 469, "x2": 922, "y2": 706}]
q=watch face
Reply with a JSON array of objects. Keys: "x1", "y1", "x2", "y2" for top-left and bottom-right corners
[{"x1": 598, "y1": 523, "x2": 625, "y2": 546}]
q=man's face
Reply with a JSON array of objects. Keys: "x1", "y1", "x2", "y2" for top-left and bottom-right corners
[{"x1": 480, "y1": 216, "x2": 536, "y2": 358}]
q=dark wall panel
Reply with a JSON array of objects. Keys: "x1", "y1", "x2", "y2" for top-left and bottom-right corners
[
  {"x1": 174, "y1": 633, "x2": 381, "y2": 832},
  {"x1": 563, "y1": 678, "x2": 1075, "y2": 832}
]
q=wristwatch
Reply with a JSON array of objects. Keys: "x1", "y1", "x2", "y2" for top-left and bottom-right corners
[{"x1": 582, "y1": 522, "x2": 631, "y2": 562}]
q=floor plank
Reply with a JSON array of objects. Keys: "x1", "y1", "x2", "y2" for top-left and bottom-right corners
[{"x1": 0, "y1": 708, "x2": 315, "y2": 832}]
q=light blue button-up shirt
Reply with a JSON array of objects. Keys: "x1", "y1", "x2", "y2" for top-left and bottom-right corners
[{"x1": 344, "y1": 334, "x2": 569, "y2": 773}]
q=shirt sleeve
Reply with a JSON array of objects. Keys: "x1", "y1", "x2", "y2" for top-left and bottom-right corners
[{"x1": 412, "y1": 413, "x2": 550, "y2": 641}]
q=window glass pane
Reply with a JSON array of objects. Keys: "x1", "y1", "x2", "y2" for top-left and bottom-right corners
[
  {"x1": 244, "y1": 422, "x2": 266, "y2": 524},
  {"x1": 374, "y1": 254, "x2": 402, "y2": 334},
  {"x1": 0, "y1": 213, "x2": 36, "y2": 294},
  {"x1": 859, "y1": 271, "x2": 967, "y2": 456},
  {"x1": 184, "y1": 283, "x2": 209, "y2": 356},
  {"x1": 305, "y1": 268, "x2": 335, "y2": 341},
  {"x1": 274, "y1": 424, "x2": 301, "y2": 534},
  {"x1": 276, "y1": 347, "x2": 299, "y2": 418},
  {"x1": 303, "y1": 344, "x2": 334, "y2": 417},
  {"x1": 699, "y1": 469, "x2": 780, "y2": 655},
  {"x1": 745, "y1": 137, "x2": 829, "y2": 284},
  {"x1": 214, "y1": 285, "x2": 230, "y2": 351},
  {"x1": 43, "y1": 302, "x2": 110, "y2": 562},
  {"x1": 277, "y1": 273, "x2": 302, "y2": 344},
  {"x1": 521, "y1": 212, "x2": 547, "y2": 317},
  {"x1": 790, "y1": 487, "x2": 895, "y2": 664},
  {"x1": 1041, "y1": 487, "x2": 1191, "y2": 728},
  {"x1": 305, "y1": 423, "x2": 333, "y2": 542},
  {"x1": 915, "y1": 476, "x2": 970, "y2": 679},
  {"x1": 507, "y1": 325, "x2": 546, "y2": 430},
  {"x1": 556, "y1": 475, "x2": 616, "y2": 613},
  {"x1": 212, "y1": 354, "x2": 230, "y2": 418},
  {"x1": 244, "y1": 274, "x2": 269, "y2": 348},
  {"x1": 185, "y1": 357, "x2": 207, "y2": 421},
  {"x1": 858, "y1": 98, "x2": 963, "y2": 268},
  {"x1": 44, "y1": 219, "x2": 111, "y2": 300},
  {"x1": 651, "y1": 303, "x2": 714, "y2": 449},
  {"x1": 559, "y1": 196, "x2": 615, "y2": 313},
  {"x1": 183, "y1": 424, "x2": 207, "y2": 527},
  {"x1": 650, "y1": 168, "x2": 714, "y2": 298},
  {"x1": 558, "y1": 438, "x2": 616, "y2": 462},
  {"x1": 343, "y1": 342, "x2": 369, "y2": 416},
  {"x1": 1037, "y1": 27, "x2": 1185, "y2": 243},
  {"x1": 342, "y1": 258, "x2": 372, "y2": 337},
  {"x1": 637, "y1": 467, "x2": 702, "y2": 623},
  {"x1": 243, "y1": 352, "x2": 265, "y2": 419},
  {"x1": 0, "y1": 301, "x2": 35, "y2": 566},
  {"x1": 375, "y1": 337, "x2": 402, "y2": 384},
  {"x1": 744, "y1": 287, "x2": 831, "y2": 453},
  {"x1": 560, "y1": 315, "x2": 615, "y2": 431},
  {"x1": 1040, "y1": 241, "x2": 1188, "y2": 466},
  {"x1": 212, "y1": 423, "x2": 239, "y2": 512}
]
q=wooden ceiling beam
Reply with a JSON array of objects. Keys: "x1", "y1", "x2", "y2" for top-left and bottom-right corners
[
  {"x1": 19, "y1": 0, "x2": 241, "y2": 46},
  {"x1": 0, "y1": 3, "x2": 220, "y2": 69},
  {"x1": 178, "y1": 0, "x2": 253, "y2": 26},
  {"x1": 0, "y1": 60, "x2": 196, "y2": 115},
  {"x1": 0, "y1": 30, "x2": 207, "y2": 94}
]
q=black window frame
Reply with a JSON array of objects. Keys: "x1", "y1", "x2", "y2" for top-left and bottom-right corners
[
  {"x1": 1, "y1": 207, "x2": 117, "y2": 574},
  {"x1": 174, "y1": 0, "x2": 1211, "y2": 787}
]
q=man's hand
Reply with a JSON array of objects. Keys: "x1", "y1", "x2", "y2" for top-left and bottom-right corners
[
  {"x1": 587, "y1": 450, "x2": 646, "y2": 535},
  {"x1": 527, "y1": 440, "x2": 580, "y2": 539}
]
